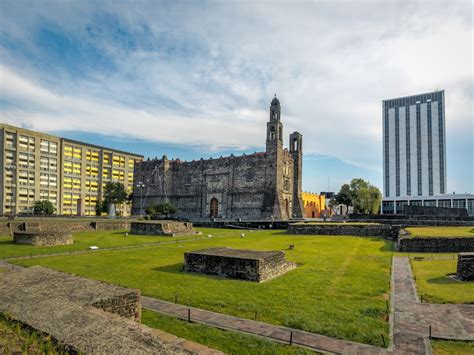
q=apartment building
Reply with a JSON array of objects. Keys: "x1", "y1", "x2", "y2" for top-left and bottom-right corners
[{"x1": 0, "y1": 124, "x2": 143, "y2": 216}]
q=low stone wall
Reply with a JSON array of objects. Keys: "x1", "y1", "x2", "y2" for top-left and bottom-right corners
[
  {"x1": 93, "y1": 221, "x2": 130, "y2": 231},
  {"x1": 457, "y1": 253, "x2": 474, "y2": 281},
  {"x1": 0, "y1": 266, "x2": 219, "y2": 354},
  {"x1": 184, "y1": 247, "x2": 296, "y2": 282},
  {"x1": 288, "y1": 223, "x2": 400, "y2": 240},
  {"x1": 398, "y1": 237, "x2": 474, "y2": 252},
  {"x1": 13, "y1": 231, "x2": 73, "y2": 246},
  {"x1": 131, "y1": 221, "x2": 196, "y2": 236}
]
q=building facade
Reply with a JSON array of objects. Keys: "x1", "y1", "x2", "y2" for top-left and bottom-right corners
[
  {"x1": 383, "y1": 90, "x2": 447, "y2": 198},
  {"x1": 132, "y1": 97, "x2": 304, "y2": 220},
  {"x1": 382, "y1": 194, "x2": 474, "y2": 216},
  {"x1": 0, "y1": 124, "x2": 143, "y2": 216},
  {"x1": 301, "y1": 192, "x2": 326, "y2": 218}
]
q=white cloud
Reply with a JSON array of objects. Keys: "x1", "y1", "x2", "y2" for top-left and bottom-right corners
[{"x1": 0, "y1": 0, "x2": 472, "y2": 186}]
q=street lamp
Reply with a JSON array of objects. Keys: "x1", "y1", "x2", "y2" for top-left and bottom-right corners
[
  {"x1": 5, "y1": 164, "x2": 16, "y2": 216},
  {"x1": 136, "y1": 181, "x2": 145, "y2": 215}
]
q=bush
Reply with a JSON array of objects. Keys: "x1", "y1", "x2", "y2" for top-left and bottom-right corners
[{"x1": 33, "y1": 200, "x2": 56, "y2": 215}]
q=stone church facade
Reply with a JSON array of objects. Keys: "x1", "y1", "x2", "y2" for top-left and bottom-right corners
[{"x1": 132, "y1": 97, "x2": 304, "y2": 220}]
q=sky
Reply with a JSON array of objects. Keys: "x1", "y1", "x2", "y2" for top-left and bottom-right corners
[{"x1": 0, "y1": 0, "x2": 472, "y2": 194}]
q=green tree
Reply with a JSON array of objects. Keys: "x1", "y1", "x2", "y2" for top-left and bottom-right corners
[
  {"x1": 33, "y1": 200, "x2": 56, "y2": 215},
  {"x1": 335, "y1": 179, "x2": 382, "y2": 214},
  {"x1": 103, "y1": 182, "x2": 128, "y2": 216},
  {"x1": 155, "y1": 202, "x2": 177, "y2": 219}
]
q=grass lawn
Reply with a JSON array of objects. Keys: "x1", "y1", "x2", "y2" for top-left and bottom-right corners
[
  {"x1": 431, "y1": 339, "x2": 474, "y2": 354},
  {"x1": 411, "y1": 258, "x2": 474, "y2": 304},
  {"x1": 0, "y1": 228, "x2": 237, "y2": 259},
  {"x1": 0, "y1": 313, "x2": 63, "y2": 354},
  {"x1": 16, "y1": 229, "x2": 393, "y2": 347},
  {"x1": 142, "y1": 309, "x2": 316, "y2": 354},
  {"x1": 405, "y1": 226, "x2": 474, "y2": 238}
]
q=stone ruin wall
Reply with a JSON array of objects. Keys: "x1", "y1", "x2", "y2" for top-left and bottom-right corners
[
  {"x1": 456, "y1": 253, "x2": 474, "y2": 281},
  {"x1": 13, "y1": 231, "x2": 73, "y2": 246},
  {"x1": 398, "y1": 237, "x2": 474, "y2": 252},
  {"x1": 288, "y1": 223, "x2": 399, "y2": 240},
  {"x1": 130, "y1": 221, "x2": 195, "y2": 236},
  {"x1": 91, "y1": 291, "x2": 141, "y2": 321}
]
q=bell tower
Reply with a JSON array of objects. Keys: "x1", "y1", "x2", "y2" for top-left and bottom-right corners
[{"x1": 266, "y1": 95, "x2": 283, "y2": 154}]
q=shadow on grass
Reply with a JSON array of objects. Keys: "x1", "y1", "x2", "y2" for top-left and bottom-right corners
[{"x1": 426, "y1": 275, "x2": 460, "y2": 285}]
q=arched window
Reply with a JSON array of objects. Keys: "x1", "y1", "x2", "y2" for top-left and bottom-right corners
[{"x1": 210, "y1": 198, "x2": 219, "y2": 218}]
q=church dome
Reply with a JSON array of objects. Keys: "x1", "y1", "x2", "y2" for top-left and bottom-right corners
[{"x1": 271, "y1": 95, "x2": 280, "y2": 106}]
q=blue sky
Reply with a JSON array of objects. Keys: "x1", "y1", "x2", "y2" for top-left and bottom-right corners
[{"x1": 0, "y1": 0, "x2": 472, "y2": 194}]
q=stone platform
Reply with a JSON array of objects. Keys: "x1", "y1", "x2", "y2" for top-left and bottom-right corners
[
  {"x1": 131, "y1": 221, "x2": 197, "y2": 236},
  {"x1": 0, "y1": 266, "x2": 221, "y2": 354},
  {"x1": 184, "y1": 247, "x2": 296, "y2": 282},
  {"x1": 457, "y1": 252, "x2": 474, "y2": 281},
  {"x1": 13, "y1": 230, "x2": 73, "y2": 246}
]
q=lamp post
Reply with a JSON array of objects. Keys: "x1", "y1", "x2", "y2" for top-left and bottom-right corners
[
  {"x1": 137, "y1": 181, "x2": 145, "y2": 215},
  {"x1": 5, "y1": 164, "x2": 16, "y2": 216}
]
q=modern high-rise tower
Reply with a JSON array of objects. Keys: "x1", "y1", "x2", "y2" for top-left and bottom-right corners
[{"x1": 382, "y1": 90, "x2": 447, "y2": 198}]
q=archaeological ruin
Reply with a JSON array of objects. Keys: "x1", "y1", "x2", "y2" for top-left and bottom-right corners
[
  {"x1": 132, "y1": 96, "x2": 304, "y2": 221},
  {"x1": 457, "y1": 253, "x2": 474, "y2": 281},
  {"x1": 13, "y1": 230, "x2": 73, "y2": 246},
  {"x1": 130, "y1": 221, "x2": 197, "y2": 236},
  {"x1": 184, "y1": 247, "x2": 296, "y2": 282}
]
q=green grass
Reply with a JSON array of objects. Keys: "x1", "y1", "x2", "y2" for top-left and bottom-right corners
[
  {"x1": 15, "y1": 229, "x2": 393, "y2": 347},
  {"x1": 142, "y1": 309, "x2": 316, "y2": 354},
  {"x1": 0, "y1": 267, "x2": 6, "y2": 273},
  {"x1": 0, "y1": 313, "x2": 64, "y2": 354},
  {"x1": 411, "y1": 258, "x2": 474, "y2": 303},
  {"x1": 405, "y1": 226, "x2": 474, "y2": 238},
  {"x1": 0, "y1": 229, "x2": 215, "y2": 259},
  {"x1": 431, "y1": 339, "x2": 474, "y2": 354}
]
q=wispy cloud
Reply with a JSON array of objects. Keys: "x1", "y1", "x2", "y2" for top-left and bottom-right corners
[{"x1": 0, "y1": 0, "x2": 472, "y2": 192}]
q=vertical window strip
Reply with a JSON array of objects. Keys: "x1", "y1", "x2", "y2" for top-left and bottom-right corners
[
  {"x1": 427, "y1": 101, "x2": 433, "y2": 195},
  {"x1": 405, "y1": 104, "x2": 411, "y2": 196},
  {"x1": 395, "y1": 107, "x2": 400, "y2": 196},
  {"x1": 416, "y1": 103, "x2": 422, "y2": 195},
  {"x1": 438, "y1": 94, "x2": 445, "y2": 194}
]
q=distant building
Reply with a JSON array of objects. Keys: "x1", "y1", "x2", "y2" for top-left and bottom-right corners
[
  {"x1": 0, "y1": 124, "x2": 143, "y2": 216},
  {"x1": 302, "y1": 192, "x2": 326, "y2": 218},
  {"x1": 381, "y1": 90, "x2": 473, "y2": 215},
  {"x1": 132, "y1": 96, "x2": 304, "y2": 220},
  {"x1": 383, "y1": 90, "x2": 447, "y2": 198}
]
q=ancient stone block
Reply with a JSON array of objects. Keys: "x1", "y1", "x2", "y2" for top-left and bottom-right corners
[
  {"x1": 456, "y1": 253, "x2": 474, "y2": 281},
  {"x1": 130, "y1": 221, "x2": 196, "y2": 236},
  {"x1": 184, "y1": 247, "x2": 296, "y2": 282},
  {"x1": 288, "y1": 223, "x2": 397, "y2": 239},
  {"x1": 13, "y1": 230, "x2": 73, "y2": 246}
]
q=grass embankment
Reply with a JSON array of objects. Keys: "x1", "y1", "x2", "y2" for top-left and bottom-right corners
[
  {"x1": 431, "y1": 339, "x2": 474, "y2": 354},
  {"x1": 0, "y1": 313, "x2": 63, "y2": 354},
  {"x1": 0, "y1": 229, "x2": 233, "y2": 259},
  {"x1": 411, "y1": 258, "x2": 473, "y2": 304},
  {"x1": 16, "y1": 229, "x2": 393, "y2": 347},
  {"x1": 142, "y1": 309, "x2": 316, "y2": 354},
  {"x1": 405, "y1": 226, "x2": 474, "y2": 238}
]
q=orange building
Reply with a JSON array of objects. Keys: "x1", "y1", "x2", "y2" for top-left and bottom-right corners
[{"x1": 302, "y1": 192, "x2": 326, "y2": 218}]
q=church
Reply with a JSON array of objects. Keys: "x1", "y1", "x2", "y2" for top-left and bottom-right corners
[{"x1": 132, "y1": 96, "x2": 304, "y2": 220}]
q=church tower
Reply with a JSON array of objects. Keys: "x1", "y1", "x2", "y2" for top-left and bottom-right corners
[{"x1": 266, "y1": 95, "x2": 283, "y2": 154}]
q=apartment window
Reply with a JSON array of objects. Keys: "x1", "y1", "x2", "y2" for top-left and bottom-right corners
[
  {"x1": 102, "y1": 168, "x2": 110, "y2": 180},
  {"x1": 5, "y1": 132, "x2": 16, "y2": 148},
  {"x1": 72, "y1": 178, "x2": 81, "y2": 190},
  {"x1": 40, "y1": 140, "x2": 58, "y2": 155},
  {"x1": 424, "y1": 200, "x2": 436, "y2": 207},
  {"x1": 19, "y1": 170, "x2": 35, "y2": 186},
  {"x1": 85, "y1": 180, "x2": 98, "y2": 192},
  {"x1": 128, "y1": 172, "x2": 133, "y2": 183},
  {"x1": 64, "y1": 161, "x2": 73, "y2": 174},
  {"x1": 18, "y1": 152, "x2": 34, "y2": 169},
  {"x1": 103, "y1": 153, "x2": 111, "y2": 165},
  {"x1": 5, "y1": 150, "x2": 15, "y2": 165},
  {"x1": 72, "y1": 162, "x2": 81, "y2": 175},
  {"x1": 112, "y1": 169, "x2": 124, "y2": 181},
  {"x1": 64, "y1": 145, "x2": 73, "y2": 158},
  {"x1": 18, "y1": 188, "x2": 35, "y2": 204},
  {"x1": 86, "y1": 149, "x2": 100, "y2": 162},
  {"x1": 128, "y1": 158, "x2": 135, "y2": 169},
  {"x1": 411, "y1": 200, "x2": 422, "y2": 206},
  {"x1": 86, "y1": 165, "x2": 99, "y2": 178},
  {"x1": 63, "y1": 177, "x2": 72, "y2": 189}
]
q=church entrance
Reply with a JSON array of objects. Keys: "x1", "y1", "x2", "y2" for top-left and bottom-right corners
[{"x1": 210, "y1": 198, "x2": 219, "y2": 218}]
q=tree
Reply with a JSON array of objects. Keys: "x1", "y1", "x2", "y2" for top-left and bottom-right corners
[
  {"x1": 103, "y1": 182, "x2": 128, "y2": 216},
  {"x1": 33, "y1": 200, "x2": 56, "y2": 215},
  {"x1": 335, "y1": 178, "x2": 382, "y2": 214},
  {"x1": 335, "y1": 184, "x2": 353, "y2": 208},
  {"x1": 155, "y1": 202, "x2": 177, "y2": 219}
]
